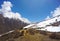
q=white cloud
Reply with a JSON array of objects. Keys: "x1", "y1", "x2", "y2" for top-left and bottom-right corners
[
  {"x1": 51, "y1": 6, "x2": 60, "y2": 17},
  {"x1": 0, "y1": 1, "x2": 31, "y2": 23},
  {"x1": 1, "y1": 1, "x2": 12, "y2": 12}
]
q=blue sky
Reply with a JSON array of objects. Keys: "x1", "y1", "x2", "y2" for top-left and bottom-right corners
[{"x1": 0, "y1": 0, "x2": 60, "y2": 22}]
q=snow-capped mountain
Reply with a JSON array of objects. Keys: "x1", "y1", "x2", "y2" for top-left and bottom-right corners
[
  {"x1": 24, "y1": 15, "x2": 60, "y2": 32},
  {"x1": 37, "y1": 15, "x2": 60, "y2": 27},
  {"x1": 37, "y1": 15, "x2": 60, "y2": 32}
]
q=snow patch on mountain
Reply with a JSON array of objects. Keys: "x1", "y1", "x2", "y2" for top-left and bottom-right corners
[{"x1": 37, "y1": 6, "x2": 60, "y2": 32}]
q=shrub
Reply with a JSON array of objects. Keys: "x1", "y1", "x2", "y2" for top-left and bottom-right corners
[
  {"x1": 49, "y1": 32, "x2": 60, "y2": 39},
  {"x1": 28, "y1": 28, "x2": 36, "y2": 35},
  {"x1": 39, "y1": 30, "x2": 47, "y2": 35}
]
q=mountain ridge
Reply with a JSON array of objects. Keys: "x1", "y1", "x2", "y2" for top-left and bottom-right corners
[{"x1": 0, "y1": 14, "x2": 29, "y2": 34}]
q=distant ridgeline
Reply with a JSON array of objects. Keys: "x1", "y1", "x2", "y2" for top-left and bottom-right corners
[
  {"x1": 0, "y1": 14, "x2": 29, "y2": 35},
  {"x1": 37, "y1": 15, "x2": 60, "y2": 27},
  {"x1": 24, "y1": 15, "x2": 60, "y2": 32}
]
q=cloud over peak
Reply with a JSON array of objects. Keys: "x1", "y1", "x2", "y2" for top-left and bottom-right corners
[
  {"x1": 51, "y1": 6, "x2": 60, "y2": 17},
  {"x1": 1, "y1": 1, "x2": 12, "y2": 12},
  {"x1": 45, "y1": 6, "x2": 60, "y2": 19},
  {"x1": 0, "y1": 1, "x2": 31, "y2": 23}
]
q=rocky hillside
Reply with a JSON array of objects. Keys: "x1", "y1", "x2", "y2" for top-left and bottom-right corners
[
  {"x1": 0, "y1": 14, "x2": 29, "y2": 34},
  {"x1": 0, "y1": 28, "x2": 60, "y2": 41}
]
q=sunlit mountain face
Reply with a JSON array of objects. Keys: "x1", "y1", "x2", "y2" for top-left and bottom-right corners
[
  {"x1": 23, "y1": 3, "x2": 60, "y2": 32},
  {"x1": 24, "y1": 15, "x2": 60, "y2": 32}
]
